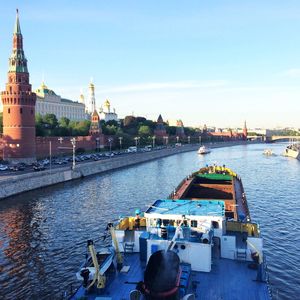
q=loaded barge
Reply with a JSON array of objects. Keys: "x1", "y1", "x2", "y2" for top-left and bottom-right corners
[{"x1": 70, "y1": 166, "x2": 271, "y2": 300}]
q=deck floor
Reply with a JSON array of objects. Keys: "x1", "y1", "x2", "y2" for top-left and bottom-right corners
[{"x1": 72, "y1": 252, "x2": 271, "y2": 300}]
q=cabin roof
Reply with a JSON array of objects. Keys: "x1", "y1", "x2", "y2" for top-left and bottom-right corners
[{"x1": 145, "y1": 199, "x2": 225, "y2": 217}]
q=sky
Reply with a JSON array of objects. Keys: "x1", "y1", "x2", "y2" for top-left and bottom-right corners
[{"x1": 0, "y1": 0, "x2": 300, "y2": 128}]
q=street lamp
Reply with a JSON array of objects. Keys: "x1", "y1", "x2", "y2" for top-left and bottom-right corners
[
  {"x1": 118, "y1": 136, "x2": 123, "y2": 150},
  {"x1": 96, "y1": 137, "x2": 100, "y2": 152},
  {"x1": 199, "y1": 136, "x2": 202, "y2": 145},
  {"x1": 188, "y1": 136, "x2": 191, "y2": 144},
  {"x1": 176, "y1": 136, "x2": 179, "y2": 143},
  {"x1": 108, "y1": 138, "x2": 113, "y2": 156},
  {"x1": 134, "y1": 136, "x2": 140, "y2": 148},
  {"x1": 70, "y1": 138, "x2": 76, "y2": 170},
  {"x1": 152, "y1": 136, "x2": 156, "y2": 148}
]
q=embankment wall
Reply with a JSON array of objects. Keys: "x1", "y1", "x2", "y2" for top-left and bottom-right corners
[{"x1": 0, "y1": 141, "x2": 256, "y2": 200}]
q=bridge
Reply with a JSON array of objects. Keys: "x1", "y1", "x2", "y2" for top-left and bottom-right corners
[{"x1": 266, "y1": 136, "x2": 300, "y2": 142}]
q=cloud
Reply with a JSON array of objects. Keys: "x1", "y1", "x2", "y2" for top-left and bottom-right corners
[
  {"x1": 280, "y1": 68, "x2": 300, "y2": 78},
  {"x1": 100, "y1": 80, "x2": 228, "y2": 94}
]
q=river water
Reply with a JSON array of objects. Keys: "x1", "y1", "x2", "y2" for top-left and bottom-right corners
[{"x1": 0, "y1": 143, "x2": 299, "y2": 300}]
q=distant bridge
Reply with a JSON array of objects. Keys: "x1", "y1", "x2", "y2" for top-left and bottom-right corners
[{"x1": 267, "y1": 136, "x2": 300, "y2": 142}]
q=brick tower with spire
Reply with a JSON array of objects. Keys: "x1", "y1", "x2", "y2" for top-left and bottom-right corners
[{"x1": 1, "y1": 10, "x2": 37, "y2": 162}]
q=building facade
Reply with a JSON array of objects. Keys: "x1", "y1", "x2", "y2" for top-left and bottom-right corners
[
  {"x1": 35, "y1": 82, "x2": 85, "y2": 121},
  {"x1": 0, "y1": 11, "x2": 37, "y2": 162}
]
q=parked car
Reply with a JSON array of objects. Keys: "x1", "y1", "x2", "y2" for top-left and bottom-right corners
[
  {"x1": 0, "y1": 165, "x2": 8, "y2": 171},
  {"x1": 33, "y1": 164, "x2": 45, "y2": 171}
]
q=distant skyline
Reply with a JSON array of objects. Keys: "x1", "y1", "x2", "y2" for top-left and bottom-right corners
[{"x1": 1, "y1": 1, "x2": 300, "y2": 128}]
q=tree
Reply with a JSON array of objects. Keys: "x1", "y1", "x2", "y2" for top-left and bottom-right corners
[
  {"x1": 43, "y1": 114, "x2": 58, "y2": 130},
  {"x1": 59, "y1": 117, "x2": 70, "y2": 128},
  {"x1": 123, "y1": 116, "x2": 137, "y2": 127},
  {"x1": 138, "y1": 125, "x2": 151, "y2": 136}
]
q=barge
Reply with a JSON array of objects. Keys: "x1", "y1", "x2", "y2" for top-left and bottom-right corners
[{"x1": 70, "y1": 165, "x2": 271, "y2": 300}]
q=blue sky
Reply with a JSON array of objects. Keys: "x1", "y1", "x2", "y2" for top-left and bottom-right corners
[{"x1": 1, "y1": 1, "x2": 300, "y2": 128}]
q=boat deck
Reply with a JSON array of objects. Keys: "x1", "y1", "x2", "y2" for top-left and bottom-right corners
[{"x1": 72, "y1": 252, "x2": 271, "y2": 300}]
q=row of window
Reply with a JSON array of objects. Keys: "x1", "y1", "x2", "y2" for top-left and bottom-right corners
[{"x1": 7, "y1": 108, "x2": 33, "y2": 114}]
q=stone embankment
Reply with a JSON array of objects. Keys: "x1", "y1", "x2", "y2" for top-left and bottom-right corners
[{"x1": 0, "y1": 141, "x2": 257, "y2": 200}]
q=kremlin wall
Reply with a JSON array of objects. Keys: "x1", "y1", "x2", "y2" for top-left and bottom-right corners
[{"x1": 0, "y1": 11, "x2": 247, "y2": 163}]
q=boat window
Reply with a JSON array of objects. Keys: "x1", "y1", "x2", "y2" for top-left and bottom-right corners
[
  {"x1": 169, "y1": 220, "x2": 175, "y2": 226},
  {"x1": 191, "y1": 220, "x2": 198, "y2": 227},
  {"x1": 212, "y1": 221, "x2": 219, "y2": 229},
  {"x1": 162, "y1": 219, "x2": 169, "y2": 226}
]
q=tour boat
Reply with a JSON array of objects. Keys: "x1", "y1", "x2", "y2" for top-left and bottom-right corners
[
  {"x1": 197, "y1": 145, "x2": 211, "y2": 154},
  {"x1": 283, "y1": 142, "x2": 300, "y2": 160},
  {"x1": 69, "y1": 165, "x2": 272, "y2": 300}
]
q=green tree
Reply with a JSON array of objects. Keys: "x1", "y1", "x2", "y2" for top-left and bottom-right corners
[
  {"x1": 43, "y1": 114, "x2": 58, "y2": 130},
  {"x1": 59, "y1": 117, "x2": 70, "y2": 128},
  {"x1": 138, "y1": 125, "x2": 151, "y2": 136}
]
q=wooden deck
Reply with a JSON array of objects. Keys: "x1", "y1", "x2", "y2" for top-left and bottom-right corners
[{"x1": 71, "y1": 252, "x2": 271, "y2": 300}]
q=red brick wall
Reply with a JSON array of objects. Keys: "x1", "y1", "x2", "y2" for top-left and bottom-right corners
[{"x1": 36, "y1": 134, "x2": 105, "y2": 158}]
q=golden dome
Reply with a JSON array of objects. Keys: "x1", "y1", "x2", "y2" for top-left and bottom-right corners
[{"x1": 104, "y1": 99, "x2": 110, "y2": 106}]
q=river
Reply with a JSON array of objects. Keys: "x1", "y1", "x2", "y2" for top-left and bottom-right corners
[{"x1": 0, "y1": 143, "x2": 299, "y2": 299}]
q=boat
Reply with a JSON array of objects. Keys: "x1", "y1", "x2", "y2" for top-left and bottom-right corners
[
  {"x1": 197, "y1": 145, "x2": 211, "y2": 154},
  {"x1": 263, "y1": 149, "x2": 273, "y2": 156},
  {"x1": 69, "y1": 165, "x2": 272, "y2": 300},
  {"x1": 283, "y1": 142, "x2": 300, "y2": 160}
]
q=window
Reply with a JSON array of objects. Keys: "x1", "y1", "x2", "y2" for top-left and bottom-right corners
[
  {"x1": 8, "y1": 108, "x2": 10, "y2": 114},
  {"x1": 212, "y1": 221, "x2": 219, "y2": 229},
  {"x1": 31, "y1": 109, "x2": 33, "y2": 115},
  {"x1": 191, "y1": 220, "x2": 198, "y2": 228},
  {"x1": 20, "y1": 108, "x2": 23, "y2": 114}
]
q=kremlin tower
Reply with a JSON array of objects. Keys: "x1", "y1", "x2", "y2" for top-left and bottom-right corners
[
  {"x1": 1, "y1": 10, "x2": 37, "y2": 162},
  {"x1": 154, "y1": 114, "x2": 167, "y2": 137}
]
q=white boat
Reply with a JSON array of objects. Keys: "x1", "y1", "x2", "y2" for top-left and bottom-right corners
[
  {"x1": 263, "y1": 149, "x2": 273, "y2": 156},
  {"x1": 197, "y1": 145, "x2": 211, "y2": 154}
]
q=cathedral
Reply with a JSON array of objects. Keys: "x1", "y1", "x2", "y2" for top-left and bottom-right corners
[{"x1": 99, "y1": 99, "x2": 118, "y2": 122}]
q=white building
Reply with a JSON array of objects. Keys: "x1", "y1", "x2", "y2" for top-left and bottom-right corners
[
  {"x1": 99, "y1": 99, "x2": 118, "y2": 122},
  {"x1": 35, "y1": 82, "x2": 86, "y2": 121}
]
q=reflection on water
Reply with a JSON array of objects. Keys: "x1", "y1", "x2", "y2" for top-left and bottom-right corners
[{"x1": 0, "y1": 143, "x2": 299, "y2": 299}]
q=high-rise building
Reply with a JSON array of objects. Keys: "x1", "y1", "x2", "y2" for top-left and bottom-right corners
[{"x1": 1, "y1": 10, "x2": 36, "y2": 162}]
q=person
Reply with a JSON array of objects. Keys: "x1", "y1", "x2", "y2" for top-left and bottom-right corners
[{"x1": 134, "y1": 209, "x2": 141, "y2": 230}]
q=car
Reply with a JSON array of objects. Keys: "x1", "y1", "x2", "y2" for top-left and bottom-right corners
[
  {"x1": 33, "y1": 164, "x2": 45, "y2": 171},
  {"x1": 0, "y1": 165, "x2": 8, "y2": 171}
]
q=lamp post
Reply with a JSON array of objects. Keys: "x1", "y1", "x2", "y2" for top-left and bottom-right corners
[
  {"x1": 199, "y1": 136, "x2": 202, "y2": 145},
  {"x1": 176, "y1": 136, "x2": 179, "y2": 143},
  {"x1": 152, "y1": 136, "x2": 156, "y2": 149},
  {"x1": 188, "y1": 136, "x2": 191, "y2": 144},
  {"x1": 70, "y1": 138, "x2": 76, "y2": 170},
  {"x1": 108, "y1": 138, "x2": 113, "y2": 156},
  {"x1": 118, "y1": 136, "x2": 123, "y2": 150},
  {"x1": 96, "y1": 137, "x2": 100, "y2": 152},
  {"x1": 134, "y1": 136, "x2": 140, "y2": 148},
  {"x1": 49, "y1": 141, "x2": 52, "y2": 174}
]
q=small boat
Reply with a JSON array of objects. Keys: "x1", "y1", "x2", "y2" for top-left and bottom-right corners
[
  {"x1": 197, "y1": 145, "x2": 211, "y2": 154},
  {"x1": 263, "y1": 149, "x2": 273, "y2": 156},
  {"x1": 69, "y1": 165, "x2": 271, "y2": 300}
]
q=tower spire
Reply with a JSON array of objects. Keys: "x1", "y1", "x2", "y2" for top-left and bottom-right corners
[
  {"x1": 14, "y1": 9, "x2": 22, "y2": 35},
  {"x1": 10, "y1": 9, "x2": 28, "y2": 73}
]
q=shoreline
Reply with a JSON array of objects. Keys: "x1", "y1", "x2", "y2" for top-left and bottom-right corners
[{"x1": 0, "y1": 141, "x2": 260, "y2": 200}]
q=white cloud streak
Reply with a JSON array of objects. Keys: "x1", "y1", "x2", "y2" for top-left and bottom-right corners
[
  {"x1": 280, "y1": 68, "x2": 300, "y2": 78},
  {"x1": 100, "y1": 80, "x2": 228, "y2": 94}
]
